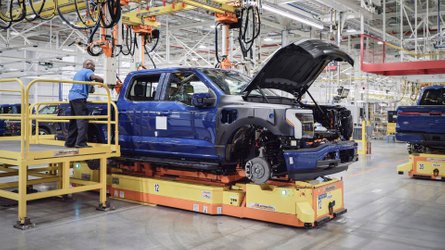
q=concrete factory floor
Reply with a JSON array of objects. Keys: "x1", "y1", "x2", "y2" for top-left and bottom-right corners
[{"x1": 1, "y1": 141, "x2": 445, "y2": 250}]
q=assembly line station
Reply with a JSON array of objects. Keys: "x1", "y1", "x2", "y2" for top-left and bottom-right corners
[{"x1": 1, "y1": 0, "x2": 445, "y2": 249}]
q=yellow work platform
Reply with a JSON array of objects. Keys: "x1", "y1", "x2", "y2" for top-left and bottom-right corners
[
  {"x1": 398, "y1": 153, "x2": 445, "y2": 180},
  {"x1": 0, "y1": 78, "x2": 119, "y2": 229},
  {"x1": 107, "y1": 173, "x2": 346, "y2": 228}
]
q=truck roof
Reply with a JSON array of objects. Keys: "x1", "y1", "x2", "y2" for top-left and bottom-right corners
[
  {"x1": 423, "y1": 85, "x2": 445, "y2": 90},
  {"x1": 123, "y1": 67, "x2": 242, "y2": 86},
  {"x1": 127, "y1": 67, "x2": 230, "y2": 75},
  {"x1": 0, "y1": 104, "x2": 20, "y2": 107}
]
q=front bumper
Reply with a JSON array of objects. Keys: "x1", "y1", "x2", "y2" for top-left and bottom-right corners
[{"x1": 283, "y1": 141, "x2": 357, "y2": 180}]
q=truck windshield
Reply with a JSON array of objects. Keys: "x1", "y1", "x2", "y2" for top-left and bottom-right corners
[
  {"x1": 201, "y1": 69, "x2": 250, "y2": 95},
  {"x1": 419, "y1": 89, "x2": 445, "y2": 105}
]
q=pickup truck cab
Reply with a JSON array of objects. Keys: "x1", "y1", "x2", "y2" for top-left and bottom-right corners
[
  {"x1": 396, "y1": 85, "x2": 445, "y2": 153},
  {"x1": 59, "y1": 40, "x2": 358, "y2": 183}
]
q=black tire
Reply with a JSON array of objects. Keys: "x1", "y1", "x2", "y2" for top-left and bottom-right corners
[
  {"x1": 88, "y1": 126, "x2": 101, "y2": 143},
  {"x1": 86, "y1": 159, "x2": 100, "y2": 170},
  {"x1": 245, "y1": 157, "x2": 271, "y2": 184},
  {"x1": 340, "y1": 114, "x2": 353, "y2": 140},
  {"x1": 38, "y1": 127, "x2": 50, "y2": 135}
]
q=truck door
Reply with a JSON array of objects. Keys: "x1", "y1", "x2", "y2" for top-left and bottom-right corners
[
  {"x1": 118, "y1": 73, "x2": 163, "y2": 156},
  {"x1": 155, "y1": 71, "x2": 218, "y2": 160}
]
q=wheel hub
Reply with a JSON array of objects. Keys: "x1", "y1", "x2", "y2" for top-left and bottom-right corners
[{"x1": 245, "y1": 157, "x2": 271, "y2": 184}]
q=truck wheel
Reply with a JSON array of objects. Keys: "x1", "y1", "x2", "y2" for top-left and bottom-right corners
[
  {"x1": 86, "y1": 160, "x2": 100, "y2": 170},
  {"x1": 245, "y1": 157, "x2": 271, "y2": 184},
  {"x1": 38, "y1": 128, "x2": 50, "y2": 135}
]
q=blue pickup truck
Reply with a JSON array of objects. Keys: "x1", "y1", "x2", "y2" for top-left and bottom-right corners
[
  {"x1": 59, "y1": 40, "x2": 358, "y2": 183},
  {"x1": 396, "y1": 85, "x2": 445, "y2": 153}
]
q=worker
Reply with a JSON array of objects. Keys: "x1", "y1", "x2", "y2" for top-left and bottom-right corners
[{"x1": 65, "y1": 59, "x2": 104, "y2": 148}]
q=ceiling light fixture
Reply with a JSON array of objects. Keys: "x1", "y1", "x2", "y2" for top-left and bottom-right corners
[{"x1": 262, "y1": 4, "x2": 324, "y2": 30}]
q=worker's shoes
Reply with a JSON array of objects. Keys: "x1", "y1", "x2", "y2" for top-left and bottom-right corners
[
  {"x1": 64, "y1": 143, "x2": 75, "y2": 148},
  {"x1": 75, "y1": 144, "x2": 92, "y2": 148}
]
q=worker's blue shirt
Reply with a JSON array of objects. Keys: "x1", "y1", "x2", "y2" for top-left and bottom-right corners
[{"x1": 68, "y1": 68, "x2": 94, "y2": 101}]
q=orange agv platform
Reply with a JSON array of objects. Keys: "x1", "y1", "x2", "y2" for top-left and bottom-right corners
[{"x1": 100, "y1": 162, "x2": 347, "y2": 228}]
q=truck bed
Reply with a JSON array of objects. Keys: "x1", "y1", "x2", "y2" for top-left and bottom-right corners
[{"x1": 396, "y1": 105, "x2": 445, "y2": 146}]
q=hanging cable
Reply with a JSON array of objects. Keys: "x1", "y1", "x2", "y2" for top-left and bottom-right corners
[
  {"x1": 74, "y1": 0, "x2": 96, "y2": 27},
  {"x1": 120, "y1": 24, "x2": 139, "y2": 56},
  {"x1": 238, "y1": 6, "x2": 261, "y2": 59},
  {"x1": 0, "y1": 0, "x2": 13, "y2": 30},
  {"x1": 214, "y1": 22, "x2": 223, "y2": 66},
  {"x1": 85, "y1": 0, "x2": 99, "y2": 23},
  {"x1": 143, "y1": 29, "x2": 160, "y2": 53},
  {"x1": 57, "y1": 0, "x2": 121, "y2": 30},
  {"x1": 100, "y1": 0, "x2": 120, "y2": 28},
  {"x1": 57, "y1": 0, "x2": 100, "y2": 30},
  {"x1": 0, "y1": 0, "x2": 26, "y2": 30},
  {"x1": 86, "y1": 19, "x2": 102, "y2": 56},
  {"x1": 143, "y1": 30, "x2": 160, "y2": 68},
  {"x1": 25, "y1": 0, "x2": 47, "y2": 22},
  {"x1": 146, "y1": 52, "x2": 156, "y2": 69}
]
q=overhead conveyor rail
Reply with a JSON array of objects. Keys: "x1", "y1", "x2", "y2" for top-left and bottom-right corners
[{"x1": 0, "y1": 78, "x2": 120, "y2": 230}]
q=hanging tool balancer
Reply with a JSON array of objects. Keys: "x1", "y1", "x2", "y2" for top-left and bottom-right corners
[{"x1": 214, "y1": 1, "x2": 261, "y2": 69}]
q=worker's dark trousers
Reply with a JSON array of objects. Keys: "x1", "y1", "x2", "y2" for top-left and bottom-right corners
[{"x1": 65, "y1": 98, "x2": 88, "y2": 147}]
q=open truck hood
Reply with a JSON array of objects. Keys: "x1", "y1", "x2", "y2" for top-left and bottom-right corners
[{"x1": 243, "y1": 39, "x2": 354, "y2": 99}]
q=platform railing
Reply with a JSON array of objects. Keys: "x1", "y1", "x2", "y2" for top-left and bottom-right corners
[
  {"x1": 28, "y1": 100, "x2": 119, "y2": 147},
  {"x1": 0, "y1": 78, "x2": 119, "y2": 160},
  {"x1": 24, "y1": 79, "x2": 118, "y2": 155},
  {"x1": 360, "y1": 33, "x2": 445, "y2": 65},
  {"x1": 0, "y1": 78, "x2": 26, "y2": 158}
]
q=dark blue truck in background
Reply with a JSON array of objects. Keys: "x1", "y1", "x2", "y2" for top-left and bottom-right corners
[
  {"x1": 396, "y1": 85, "x2": 445, "y2": 153},
  {"x1": 0, "y1": 104, "x2": 59, "y2": 136},
  {"x1": 58, "y1": 40, "x2": 358, "y2": 183}
]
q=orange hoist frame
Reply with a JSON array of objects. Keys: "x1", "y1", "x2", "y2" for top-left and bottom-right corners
[
  {"x1": 101, "y1": 26, "x2": 119, "y2": 57},
  {"x1": 87, "y1": 26, "x2": 119, "y2": 58},
  {"x1": 220, "y1": 57, "x2": 232, "y2": 69},
  {"x1": 120, "y1": 0, "x2": 130, "y2": 6},
  {"x1": 132, "y1": 25, "x2": 154, "y2": 34},
  {"x1": 132, "y1": 16, "x2": 157, "y2": 69},
  {"x1": 215, "y1": 12, "x2": 238, "y2": 24}
]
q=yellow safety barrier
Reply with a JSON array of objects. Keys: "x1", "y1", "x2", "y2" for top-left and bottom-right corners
[
  {"x1": 0, "y1": 78, "x2": 120, "y2": 229},
  {"x1": 357, "y1": 120, "x2": 371, "y2": 155}
]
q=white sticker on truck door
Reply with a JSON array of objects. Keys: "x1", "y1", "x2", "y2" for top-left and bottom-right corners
[{"x1": 156, "y1": 116, "x2": 167, "y2": 130}]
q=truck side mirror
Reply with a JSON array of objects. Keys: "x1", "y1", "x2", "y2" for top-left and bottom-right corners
[{"x1": 192, "y1": 93, "x2": 215, "y2": 108}]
